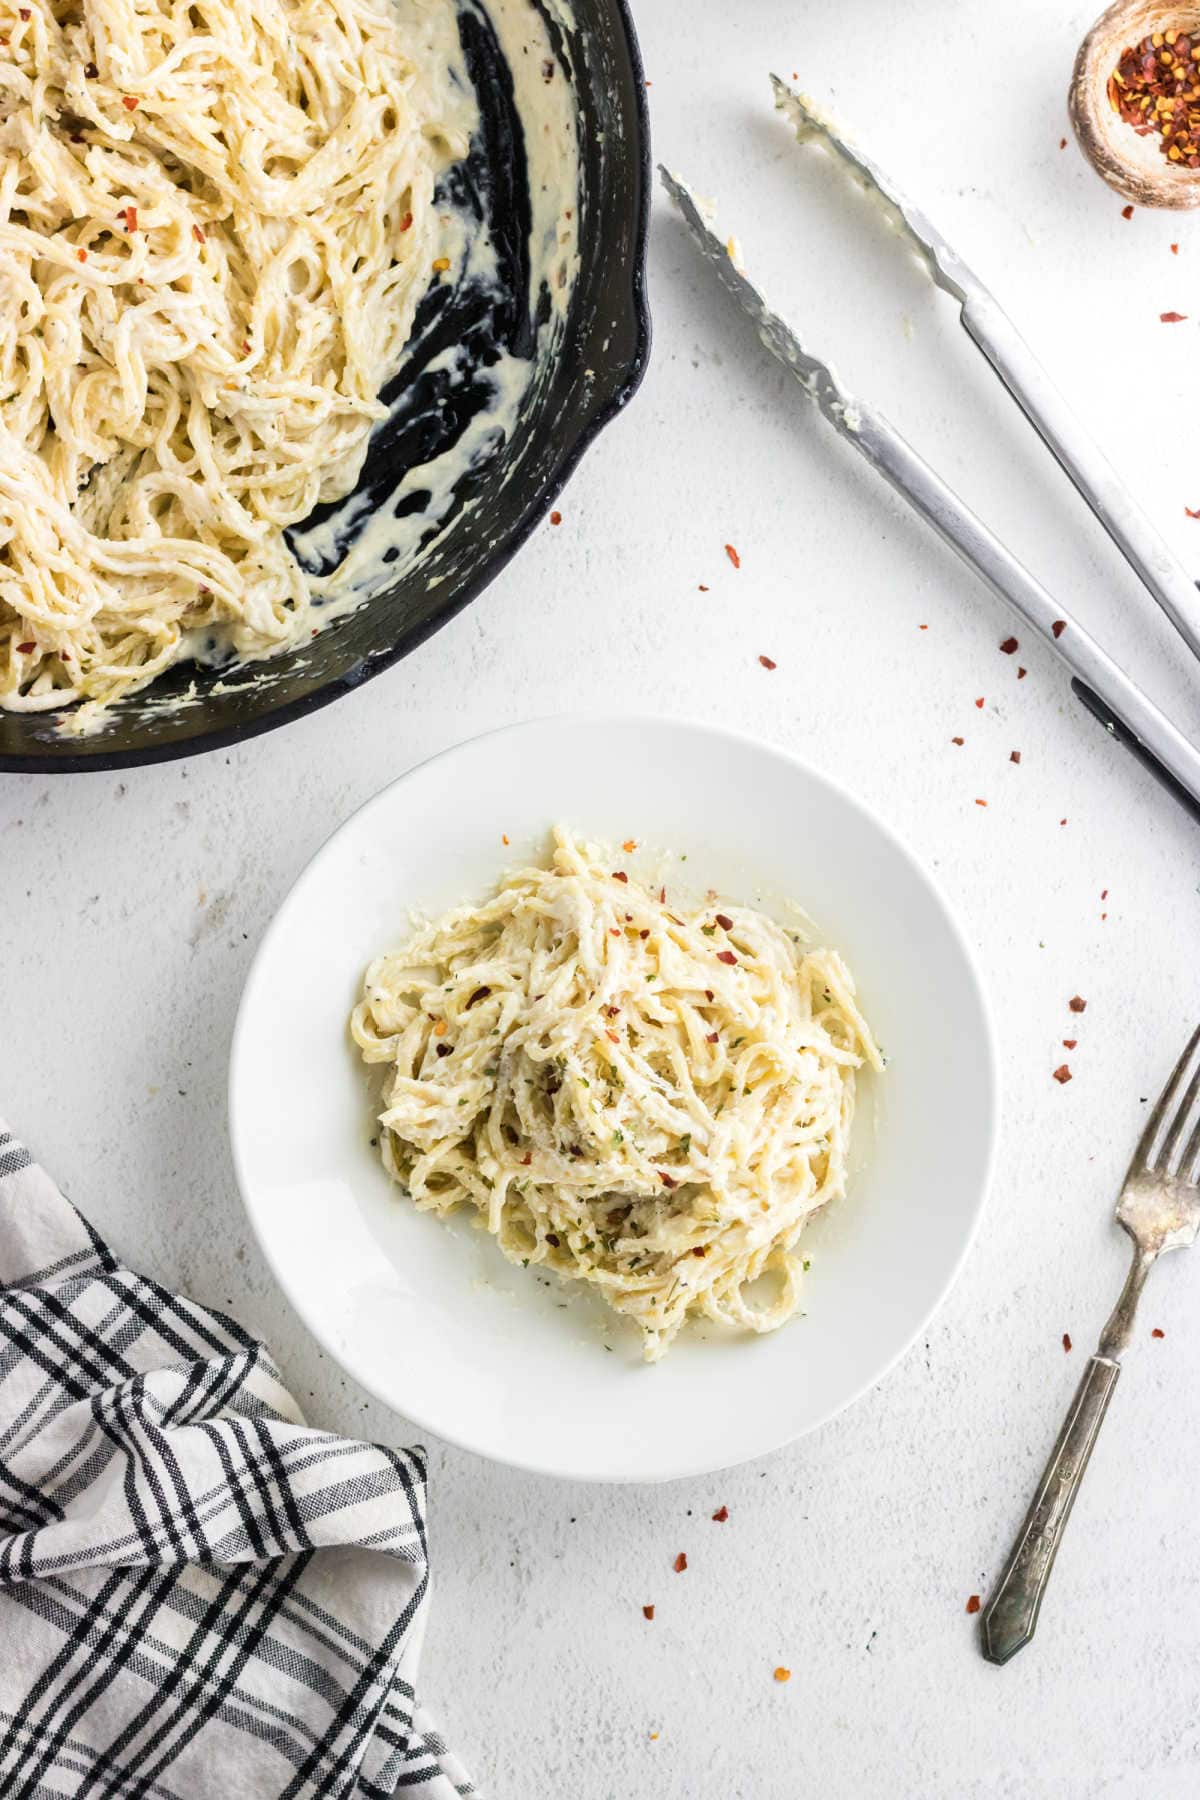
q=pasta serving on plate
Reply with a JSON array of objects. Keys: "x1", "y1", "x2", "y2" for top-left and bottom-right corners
[
  {"x1": 0, "y1": 0, "x2": 462, "y2": 724},
  {"x1": 351, "y1": 828, "x2": 883, "y2": 1362}
]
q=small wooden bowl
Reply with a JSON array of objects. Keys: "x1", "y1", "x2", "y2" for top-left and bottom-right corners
[{"x1": 1070, "y1": 0, "x2": 1200, "y2": 208}]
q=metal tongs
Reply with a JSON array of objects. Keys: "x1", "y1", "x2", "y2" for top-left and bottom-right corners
[{"x1": 663, "y1": 78, "x2": 1200, "y2": 824}]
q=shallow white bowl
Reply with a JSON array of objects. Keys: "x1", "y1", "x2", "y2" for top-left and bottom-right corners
[{"x1": 229, "y1": 716, "x2": 998, "y2": 1483}]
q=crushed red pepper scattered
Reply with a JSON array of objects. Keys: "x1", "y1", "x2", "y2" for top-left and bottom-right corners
[
  {"x1": 716, "y1": 950, "x2": 738, "y2": 965},
  {"x1": 725, "y1": 543, "x2": 741, "y2": 569},
  {"x1": 706, "y1": 1031, "x2": 719, "y2": 1043},
  {"x1": 1122, "y1": 203, "x2": 1135, "y2": 219},
  {"x1": 122, "y1": 95, "x2": 138, "y2": 110},
  {"x1": 712, "y1": 1505, "x2": 729, "y2": 1522},
  {"x1": 1060, "y1": 136, "x2": 1068, "y2": 149},
  {"x1": 1052, "y1": 620, "x2": 1067, "y2": 637},
  {"x1": 76, "y1": 248, "x2": 86, "y2": 262},
  {"x1": 623, "y1": 839, "x2": 638, "y2": 852},
  {"x1": 1017, "y1": 667, "x2": 1027, "y2": 679},
  {"x1": 1063, "y1": 1038, "x2": 1077, "y2": 1049},
  {"x1": 673, "y1": 1553, "x2": 687, "y2": 1573},
  {"x1": 549, "y1": 510, "x2": 562, "y2": 525},
  {"x1": 975, "y1": 697, "x2": 985, "y2": 708},
  {"x1": 1010, "y1": 750, "x2": 1021, "y2": 764},
  {"x1": 758, "y1": 654, "x2": 777, "y2": 670},
  {"x1": 1063, "y1": 1332, "x2": 1073, "y2": 1352},
  {"x1": 975, "y1": 798, "x2": 988, "y2": 807},
  {"x1": 1053, "y1": 1064, "x2": 1073, "y2": 1083},
  {"x1": 659, "y1": 1171, "x2": 677, "y2": 1188},
  {"x1": 965, "y1": 1595, "x2": 981, "y2": 1615},
  {"x1": 1110, "y1": 30, "x2": 1200, "y2": 168},
  {"x1": 1152, "y1": 1327, "x2": 1165, "y2": 1338},
  {"x1": 643, "y1": 1605, "x2": 655, "y2": 1619},
  {"x1": 1172, "y1": 241, "x2": 1180, "y2": 252},
  {"x1": 951, "y1": 736, "x2": 964, "y2": 746},
  {"x1": 16, "y1": 642, "x2": 35, "y2": 654},
  {"x1": 1000, "y1": 636, "x2": 1019, "y2": 654},
  {"x1": 123, "y1": 205, "x2": 137, "y2": 233},
  {"x1": 611, "y1": 870, "x2": 628, "y2": 883},
  {"x1": 1187, "y1": 506, "x2": 1200, "y2": 518},
  {"x1": 1161, "y1": 310, "x2": 1187, "y2": 321},
  {"x1": 774, "y1": 1667, "x2": 791, "y2": 1682},
  {"x1": 715, "y1": 913, "x2": 733, "y2": 930},
  {"x1": 1069, "y1": 995, "x2": 1087, "y2": 1012}
]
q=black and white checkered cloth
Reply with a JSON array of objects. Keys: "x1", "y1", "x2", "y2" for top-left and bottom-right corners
[{"x1": 0, "y1": 1122, "x2": 476, "y2": 1798}]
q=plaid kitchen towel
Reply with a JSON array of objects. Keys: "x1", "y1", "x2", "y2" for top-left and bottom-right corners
[{"x1": 0, "y1": 1122, "x2": 477, "y2": 1799}]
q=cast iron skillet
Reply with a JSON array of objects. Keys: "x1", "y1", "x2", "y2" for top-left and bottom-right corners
[{"x1": 0, "y1": 0, "x2": 650, "y2": 772}]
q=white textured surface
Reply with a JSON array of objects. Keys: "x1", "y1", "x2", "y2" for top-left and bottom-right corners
[{"x1": 4, "y1": 1, "x2": 1200, "y2": 1792}]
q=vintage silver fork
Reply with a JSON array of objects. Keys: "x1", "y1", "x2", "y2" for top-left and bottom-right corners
[{"x1": 981, "y1": 1023, "x2": 1200, "y2": 1664}]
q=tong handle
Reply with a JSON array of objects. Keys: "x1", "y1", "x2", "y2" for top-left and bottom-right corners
[{"x1": 980, "y1": 1354, "x2": 1120, "y2": 1665}]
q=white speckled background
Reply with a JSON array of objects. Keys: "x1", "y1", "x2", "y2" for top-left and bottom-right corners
[{"x1": 5, "y1": 1, "x2": 1200, "y2": 1793}]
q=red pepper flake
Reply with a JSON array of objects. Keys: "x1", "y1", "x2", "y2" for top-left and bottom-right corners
[
  {"x1": 758, "y1": 654, "x2": 777, "y2": 670},
  {"x1": 712, "y1": 1505, "x2": 729, "y2": 1522},
  {"x1": 725, "y1": 543, "x2": 740, "y2": 569},
  {"x1": 1059, "y1": 136, "x2": 1068, "y2": 149},
  {"x1": 18, "y1": 8, "x2": 30, "y2": 18},
  {"x1": 698, "y1": 583, "x2": 709, "y2": 592},
  {"x1": 774, "y1": 1667, "x2": 792, "y2": 1683},
  {"x1": 549, "y1": 510, "x2": 562, "y2": 526},
  {"x1": 623, "y1": 838, "x2": 637, "y2": 852},
  {"x1": 521, "y1": 1152, "x2": 532, "y2": 1166},
  {"x1": 1062, "y1": 1332, "x2": 1073, "y2": 1352},
  {"x1": 609, "y1": 927, "x2": 621, "y2": 937},
  {"x1": 84, "y1": 60, "x2": 98, "y2": 77},
  {"x1": 1053, "y1": 1063, "x2": 1072, "y2": 1083},
  {"x1": 658, "y1": 886, "x2": 666, "y2": 904},
  {"x1": 435, "y1": 1042, "x2": 452, "y2": 1059},
  {"x1": 659, "y1": 1171, "x2": 677, "y2": 1189},
  {"x1": 501, "y1": 833, "x2": 509, "y2": 845},
  {"x1": 673, "y1": 1553, "x2": 687, "y2": 1573},
  {"x1": 1060, "y1": 818, "x2": 1068, "y2": 826},
  {"x1": 192, "y1": 224, "x2": 205, "y2": 244},
  {"x1": 123, "y1": 205, "x2": 137, "y2": 233},
  {"x1": 951, "y1": 736, "x2": 964, "y2": 746},
  {"x1": 919, "y1": 623, "x2": 928, "y2": 630},
  {"x1": 1063, "y1": 1038, "x2": 1077, "y2": 1049},
  {"x1": 1161, "y1": 311, "x2": 1187, "y2": 322},
  {"x1": 1187, "y1": 506, "x2": 1200, "y2": 519},
  {"x1": 16, "y1": 641, "x2": 35, "y2": 654},
  {"x1": 1152, "y1": 1327, "x2": 1165, "y2": 1339},
  {"x1": 1121, "y1": 203, "x2": 1134, "y2": 219},
  {"x1": 611, "y1": 870, "x2": 628, "y2": 883},
  {"x1": 975, "y1": 798, "x2": 988, "y2": 807},
  {"x1": 715, "y1": 913, "x2": 733, "y2": 930},
  {"x1": 705, "y1": 990, "x2": 713, "y2": 1002},
  {"x1": 1017, "y1": 667, "x2": 1027, "y2": 679},
  {"x1": 705, "y1": 1031, "x2": 719, "y2": 1043},
  {"x1": 1069, "y1": 995, "x2": 1087, "y2": 1012},
  {"x1": 1010, "y1": 750, "x2": 1021, "y2": 764},
  {"x1": 1171, "y1": 243, "x2": 1180, "y2": 254},
  {"x1": 122, "y1": 95, "x2": 139, "y2": 110},
  {"x1": 76, "y1": 248, "x2": 87, "y2": 262},
  {"x1": 639, "y1": 929, "x2": 649, "y2": 940},
  {"x1": 999, "y1": 636, "x2": 1019, "y2": 654},
  {"x1": 692, "y1": 1245, "x2": 707, "y2": 1257},
  {"x1": 605, "y1": 1029, "x2": 620, "y2": 1045},
  {"x1": 974, "y1": 696, "x2": 984, "y2": 709},
  {"x1": 965, "y1": 1595, "x2": 981, "y2": 1615},
  {"x1": 716, "y1": 950, "x2": 737, "y2": 965},
  {"x1": 1101, "y1": 889, "x2": 1108, "y2": 900},
  {"x1": 642, "y1": 1605, "x2": 655, "y2": 1620},
  {"x1": 545, "y1": 1233, "x2": 559, "y2": 1247},
  {"x1": 399, "y1": 210, "x2": 413, "y2": 231},
  {"x1": 1052, "y1": 620, "x2": 1066, "y2": 637}
]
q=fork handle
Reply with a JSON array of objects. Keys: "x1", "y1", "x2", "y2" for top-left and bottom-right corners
[{"x1": 980, "y1": 1355, "x2": 1120, "y2": 1665}]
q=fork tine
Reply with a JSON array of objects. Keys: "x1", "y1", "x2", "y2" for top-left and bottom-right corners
[
  {"x1": 1159, "y1": 1056, "x2": 1200, "y2": 1173},
  {"x1": 1134, "y1": 1022, "x2": 1200, "y2": 1172}
]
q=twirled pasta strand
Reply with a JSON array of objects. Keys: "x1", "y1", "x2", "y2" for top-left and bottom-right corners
[{"x1": 352, "y1": 829, "x2": 883, "y2": 1362}]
